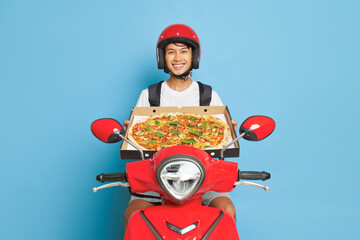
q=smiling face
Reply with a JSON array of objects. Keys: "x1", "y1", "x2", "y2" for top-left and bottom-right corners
[{"x1": 164, "y1": 43, "x2": 193, "y2": 76}]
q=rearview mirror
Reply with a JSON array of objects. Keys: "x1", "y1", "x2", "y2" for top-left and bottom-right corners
[
  {"x1": 240, "y1": 116, "x2": 275, "y2": 141},
  {"x1": 91, "y1": 118, "x2": 124, "y2": 143}
]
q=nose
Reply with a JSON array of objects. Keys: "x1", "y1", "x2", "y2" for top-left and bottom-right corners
[{"x1": 174, "y1": 52, "x2": 181, "y2": 61}]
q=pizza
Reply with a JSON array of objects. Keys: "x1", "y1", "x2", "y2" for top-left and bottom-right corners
[{"x1": 127, "y1": 112, "x2": 231, "y2": 151}]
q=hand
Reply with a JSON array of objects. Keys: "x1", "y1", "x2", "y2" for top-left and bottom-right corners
[
  {"x1": 123, "y1": 120, "x2": 130, "y2": 130},
  {"x1": 231, "y1": 120, "x2": 237, "y2": 131}
]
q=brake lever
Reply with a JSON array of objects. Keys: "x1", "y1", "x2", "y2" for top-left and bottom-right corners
[
  {"x1": 92, "y1": 181, "x2": 130, "y2": 193},
  {"x1": 234, "y1": 181, "x2": 270, "y2": 191}
]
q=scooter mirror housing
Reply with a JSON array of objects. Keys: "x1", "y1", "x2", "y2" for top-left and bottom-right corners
[
  {"x1": 240, "y1": 116, "x2": 275, "y2": 141},
  {"x1": 91, "y1": 118, "x2": 124, "y2": 143}
]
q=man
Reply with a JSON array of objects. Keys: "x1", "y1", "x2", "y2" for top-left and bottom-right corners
[{"x1": 124, "y1": 24, "x2": 236, "y2": 229}]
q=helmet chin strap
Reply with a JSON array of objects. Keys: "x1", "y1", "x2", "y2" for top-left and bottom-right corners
[{"x1": 165, "y1": 65, "x2": 193, "y2": 80}]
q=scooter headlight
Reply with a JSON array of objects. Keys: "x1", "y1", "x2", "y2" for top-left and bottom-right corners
[{"x1": 156, "y1": 155, "x2": 205, "y2": 203}]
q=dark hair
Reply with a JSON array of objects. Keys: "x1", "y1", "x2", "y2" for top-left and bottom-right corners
[{"x1": 165, "y1": 42, "x2": 192, "y2": 50}]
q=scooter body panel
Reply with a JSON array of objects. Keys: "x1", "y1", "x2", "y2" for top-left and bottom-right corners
[
  {"x1": 126, "y1": 146, "x2": 239, "y2": 204},
  {"x1": 124, "y1": 201, "x2": 239, "y2": 239}
]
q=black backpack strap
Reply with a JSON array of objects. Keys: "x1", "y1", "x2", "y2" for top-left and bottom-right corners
[
  {"x1": 198, "y1": 81, "x2": 212, "y2": 106},
  {"x1": 148, "y1": 81, "x2": 164, "y2": 106}
]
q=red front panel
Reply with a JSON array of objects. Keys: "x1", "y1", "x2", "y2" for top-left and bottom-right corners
[
  {"x1": 125, "y1": 202, "x2": 239, "y2": 240},
  {"x1": 126, "y1": 159, "x2": 161, "y2": 194},
  {"x1": 126, "y1": 147, "x2": 238, "y2": 204}
]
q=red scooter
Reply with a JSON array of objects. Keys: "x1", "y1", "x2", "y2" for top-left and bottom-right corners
[{"x1": 91, "y1": 116, "x2": 275, "y2": 239}]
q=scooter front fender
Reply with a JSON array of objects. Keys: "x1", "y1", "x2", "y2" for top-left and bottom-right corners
[{"x1": 124, "y1": 204, "x2": 239, "y2": 240}]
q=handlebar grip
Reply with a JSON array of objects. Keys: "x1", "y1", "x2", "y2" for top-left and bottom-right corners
[
  {"x1": 238, "y1": 171, "x2": 271, "y2": 181},
  {"x1": 96, "y1": 172, "x2": 127, "y2": 183}
]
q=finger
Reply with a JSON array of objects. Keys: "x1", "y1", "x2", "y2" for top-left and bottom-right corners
[
  {"x1": 231, "y1": 120, "x2": 237, "y2": 130},
  {"x1": 123, "y1": 120, "x2": 130, "y2": 130}
]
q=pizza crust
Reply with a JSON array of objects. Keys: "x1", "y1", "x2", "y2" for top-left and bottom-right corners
[
  {"x1": 203, "y1": 115, "x2": 231, "y2": 149},
  {"x1": 127, "y1": 117, "x2": 150, "y2": 151}
]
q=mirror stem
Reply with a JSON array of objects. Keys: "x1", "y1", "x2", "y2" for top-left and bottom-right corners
[
  {"x1": 220, "y1": 132, "x2": 246, "y2": 160},
  {"x1": 117, "y1": 133, "x2": 145, "y2": 160}
]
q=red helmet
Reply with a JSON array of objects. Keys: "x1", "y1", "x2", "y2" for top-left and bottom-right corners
[{"x1": 156, "y1": 24, "x2": 201, "y2": 70}]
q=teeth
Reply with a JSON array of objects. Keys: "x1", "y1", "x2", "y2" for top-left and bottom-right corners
[{"x1": 173, "y1": 64, "x2": 184, "y2": 67}]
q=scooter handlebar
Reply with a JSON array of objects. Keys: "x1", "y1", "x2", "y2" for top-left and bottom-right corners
[
  {"x1": 96, "y1": 172, "x2": 127, "y2": 183},
  {"x1": 238, "y1": 171, "x2": 271, "y2": 181}
]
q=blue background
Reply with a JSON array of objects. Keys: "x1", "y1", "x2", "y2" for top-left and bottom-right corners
[{"x1": 1, "y1": 0, "x2": 359, "y2": 239}]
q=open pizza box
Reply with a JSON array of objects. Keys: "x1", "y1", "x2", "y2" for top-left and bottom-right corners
[{"x1": 120, "y1": 106, "x2": 240, "y2": 160}]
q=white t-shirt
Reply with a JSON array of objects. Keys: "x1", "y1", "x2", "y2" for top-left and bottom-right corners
[{"x1": 136, "y1": 81, "x2": 223, "y2": 107}]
